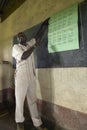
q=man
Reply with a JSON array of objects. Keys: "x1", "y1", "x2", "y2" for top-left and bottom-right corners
[{"x1": 12, "y1": 20, "x2": 48, "y2": 130}]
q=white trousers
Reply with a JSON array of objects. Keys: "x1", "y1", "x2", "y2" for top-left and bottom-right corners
[{"x1": 15, "y1": 69, "x2": 42, "y2": 127}]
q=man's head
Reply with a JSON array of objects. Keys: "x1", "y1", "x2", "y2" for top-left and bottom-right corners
[{"x1": 17, "y1": 32, "x2": 27, "y2": 45}]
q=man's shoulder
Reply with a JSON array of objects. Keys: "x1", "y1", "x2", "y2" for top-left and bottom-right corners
[{"x1": 13, "y1": 44, "x2": 20, "y2": 49}]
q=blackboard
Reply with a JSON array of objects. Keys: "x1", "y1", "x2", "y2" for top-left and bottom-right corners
[{"x1": 13, "y1": 0, "x2": 87, "y2": 68}]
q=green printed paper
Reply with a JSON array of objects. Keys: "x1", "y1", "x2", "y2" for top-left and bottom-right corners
[{"x1": 48, "y1": 3, "x2": 79, "y2": 53}]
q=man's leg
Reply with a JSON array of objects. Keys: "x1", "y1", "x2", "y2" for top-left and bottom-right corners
[
  {"x1": 15, "y1": 85, "x2": 27, "y2": 123},
  {"x1": 26, "y1": 88, "x2": 42, "y2": 127},
  {"x1": 15, "y1": 80, "x2": 27, "y2": 130},
  {"x1": 26, "y1": 84, "x2": 48, "y2": 130}
]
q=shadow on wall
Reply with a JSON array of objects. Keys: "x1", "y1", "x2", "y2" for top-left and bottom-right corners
[
  {"x1": 30, "y1": 27, "x2": 54, "y2": 129},
  {"x1": 34, "y1": 26, "x2": 61, "y2": 129},
  {"x1": 34, "y1": 30, "x2": 58, "y2": 129},
  {"x1": 37, "y1": 68, "x2": 56, "y2": 129},
  {"x1": 37, "y1": 70, "x2": 64, "y2": 130}
]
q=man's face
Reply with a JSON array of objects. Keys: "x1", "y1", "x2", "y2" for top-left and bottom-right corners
[{"x1": 18, "y1": 32, "x2": 27, "y2": 45}]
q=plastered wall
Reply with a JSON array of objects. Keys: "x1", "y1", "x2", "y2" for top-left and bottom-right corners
[
  {"x1": 36, "y1": 68, "x2": 87, "y2": 114},
  {"x1": 0, "y1": 38, "x2": 14, "y2": 92}
]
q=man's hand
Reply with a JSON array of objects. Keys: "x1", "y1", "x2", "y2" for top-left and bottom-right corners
[
  {"x1": 34, "y1": 18, "x2": 49, "y2": 46},
  {"x1": 21, "y1": 46, "x2": 35, "y2": 60}
]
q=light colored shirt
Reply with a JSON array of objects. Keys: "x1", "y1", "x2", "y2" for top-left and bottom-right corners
[{"x1": 12, "y1": 38, "x2": 36, "y2": 81}]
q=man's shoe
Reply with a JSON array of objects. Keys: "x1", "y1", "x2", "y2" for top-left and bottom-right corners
[
  {"x1": 35, "y1": 124, "x2": 48, "y2": 130},
  {"x1": 17, "y1": 123, "x2": 24, "y2": 130}
]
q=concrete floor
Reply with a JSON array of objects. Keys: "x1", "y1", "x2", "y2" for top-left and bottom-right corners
[{"x1": 0, "y1": 106, "x2": 67, "y2": 130}]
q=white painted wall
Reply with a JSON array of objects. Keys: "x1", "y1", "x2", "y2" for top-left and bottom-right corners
[{"x1": 36, "y1": 68, "x2": 87, "y2": 114}]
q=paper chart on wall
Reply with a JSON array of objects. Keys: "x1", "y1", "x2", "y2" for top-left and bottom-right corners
[{"x1": 48, "y1": 3, "x2": 79, "y2": 53}]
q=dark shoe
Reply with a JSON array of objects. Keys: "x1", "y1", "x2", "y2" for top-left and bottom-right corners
[
  {"x1": 35, "y1": 124, "x2": 48, "y2": 130},
  {"x1": 17, "y1": 123, "x2": 24, "y2": 130}
]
